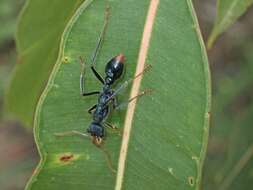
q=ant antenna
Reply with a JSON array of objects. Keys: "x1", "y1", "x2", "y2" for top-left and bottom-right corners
[
  {"x1": 55, "y1": 131, "x2": 116, "y2": 173},
  {"x1": 128, "y1": 89, "x2": 153, "y2": 102},
  {"x1": 101, "y1": 147, "x2": 116, "y2": 174},
  {"x1": 114, "y1": 89, "x2": 153, "y2": 110},
  {"x1": 94, "y1": 142, "x2": 116, "y2": 174}
]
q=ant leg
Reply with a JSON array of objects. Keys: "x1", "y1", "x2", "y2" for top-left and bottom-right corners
[
  {"x1": 105, "y1": 122, "x2": 118, "y2": 130},
  {"x1": 54, "y1": 130, "x2": 89, "y2": 138},
  {"x1": 90, "y1": 66, "x2": 105, "y2": 84},
  {"x1": 88, "y1": 104, "x2": 97, "y2": 114},
  {"x1": 105, "y1": 64, "x2": 152, "y2": 103},
  {"x1": 112, "y1": 97, "x2": 118, "y2": 109},
  {"x1": 99, "y1": 146, "x2": 116, "y2": 173},
  {"x1": 79, "y1": 6, "x2": 110, "y2": 93},
  {"x1": 91, "y1": 5, "x2": 110, "y2": 65},
  {"x1": 79, "y1": 56, "x2": 100, "y2": 96},
  {"x1": 87, "y1": 5, "x2": 111, "y2": 85},
  {"x1": 104, "y1": 122, "x2": 122, "y2": 136},
  {"x1": 115, "y1": 89, "x2": 153, "y2": 110}
]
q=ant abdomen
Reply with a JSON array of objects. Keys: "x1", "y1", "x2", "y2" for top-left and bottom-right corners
[{"x1": 105, "y1": 54, "x2": 125, "y2": 83}]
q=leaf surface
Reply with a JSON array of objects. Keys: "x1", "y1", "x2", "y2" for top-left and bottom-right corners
[
  {"x1": 27, "y1": 0, "x2": 211, "y2": 189},
  {"x1": 208, "y1": 0, "x2": 253, "y2": 48},
  {"x1": 5, "y1": 0, "x2": 84, "y2": 127}
]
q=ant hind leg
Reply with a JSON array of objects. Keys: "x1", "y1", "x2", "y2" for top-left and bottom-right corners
[
  {"x1": 87, "y1": 4, "x2": 111, "y2": 85},
  {"x1": 79, "y1": 56, "x2": 101, "y2": 96}
]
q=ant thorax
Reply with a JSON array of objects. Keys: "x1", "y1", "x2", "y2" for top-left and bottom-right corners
[
  {"x1": 103, "y1": 83, "x2": 111, "y2": 91},
  {"x1": 104, "y1": 76, "x2": 113, "y2": 85}
]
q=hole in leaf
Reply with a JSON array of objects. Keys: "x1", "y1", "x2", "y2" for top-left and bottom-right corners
[{"x1": 188, "y1": 176, "x2": 195, "y2": 186}]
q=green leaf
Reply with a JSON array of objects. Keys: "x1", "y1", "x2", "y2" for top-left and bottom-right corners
[
  {"x1": 5, "y1": 0, "x2": 85, "y2": 127},
  {"x1": 208, "y1": 0, "x2": 253, "y2": 49},
  {"x1": 27, "y1": 0, "x2": 210, "y2": 189}
]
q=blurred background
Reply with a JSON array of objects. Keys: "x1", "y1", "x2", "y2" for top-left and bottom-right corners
[{"x1": 0, "y1": 0, "x2": 252, "y2": 189}]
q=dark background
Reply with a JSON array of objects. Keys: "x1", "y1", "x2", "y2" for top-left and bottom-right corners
[{"x1": 0, "y1": 0, "x2": 252, "y2": 189}]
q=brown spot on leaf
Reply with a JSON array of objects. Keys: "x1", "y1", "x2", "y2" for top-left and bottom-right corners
[
  {"x1": 62, "y1": 56, "x2": 69, "y2": 63},
  {"x1": 59, "y1": 154, "x2": 74, "y2": 162}
]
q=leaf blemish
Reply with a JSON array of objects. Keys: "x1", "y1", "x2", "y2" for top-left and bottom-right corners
[
  {"x1": 62, "y1": 56, "x2": 70, "y2": 63},
  {"x1": 168, "y1": 167, "x2": 174, "y2": 175},
  {"x1": 188, "y1": 176, "x2": 195, "y2": 186},
  {"x1": 59, "y1": 154, "x2": 74, "y2": 162}
]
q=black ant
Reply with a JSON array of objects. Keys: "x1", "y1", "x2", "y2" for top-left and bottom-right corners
[{"x1": 55, "y1": 6, "x2": 151, "y2": 172}]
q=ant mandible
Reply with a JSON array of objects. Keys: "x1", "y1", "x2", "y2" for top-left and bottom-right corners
[{"x1": 55, "y1": 6, "x2": 151, "y2": 171}]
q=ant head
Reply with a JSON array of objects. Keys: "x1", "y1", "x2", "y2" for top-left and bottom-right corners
[
  {"x1": 87, "y1": 123, "x2": 104, "y2": 145},
  {"x1": 105, "y1": 54, "x2": 125, "y2": 84},
  {"x1": 91, "y1": 136, "x2": 103, "y2": 146}
]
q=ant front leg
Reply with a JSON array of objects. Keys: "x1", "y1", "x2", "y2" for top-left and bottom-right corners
[
  {"x1": 105, "y1": 122, "x2": 118, "y2": 130},
  {"x1": 54, "y1": 130, "x2": 89, "y2": 138}
]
